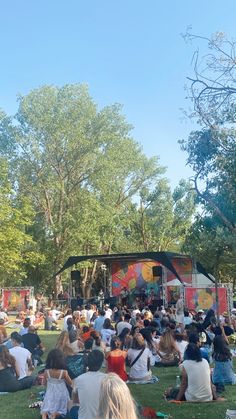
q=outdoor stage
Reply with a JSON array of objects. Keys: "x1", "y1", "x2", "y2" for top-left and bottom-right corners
[{"x1": 56, "y1": 252, "x2": 232, "y2": 314}]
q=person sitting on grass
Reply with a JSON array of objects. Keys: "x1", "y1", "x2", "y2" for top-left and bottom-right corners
[
  {"x1": 97, "y1": 373, "x2": 138, "y2": 419},
  {"x1": 9, "y1": 332, "x2": 33, "y2": 379},
  {"x1": 212, "y1": 335, "x2": 236, "y2": 385},
  {"x1": 127, "y1": 333, "x2": 152, "y2": 382},
  {"x1": 0, "y1": 345, "x2": 34, "y2": 392},
  {"x1": 106, "y1": 336, "x2": 128, "y2": 381},
  {"x1": 0, "y1": 318, "x2": 8, "y2": 342},
  {"x1": 156, "y1": 329, "x2": 181, "y2": 366},
  {"x1": 21, "y1": 325, "x2": 45, "y2": 365},
  {"x1": 56, "y1": 331, "x2": 75, "y2": 356},
  {"x1": 70, "y1": 350, "x2": 106, "y2": 419},
  {"x1": 40, "y1": 348, "x2": 72, "y2": 419},
  {"x1": 176, "y1": 343, "x2": 223, "y2": 402}
]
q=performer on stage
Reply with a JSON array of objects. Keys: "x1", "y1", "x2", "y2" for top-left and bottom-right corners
[
  {"x1": 120, "y1": 287, "x2": 129, "y2": 307},
  {"x1": 98, "y1": 289, "x2": 105, "y2": 310}
]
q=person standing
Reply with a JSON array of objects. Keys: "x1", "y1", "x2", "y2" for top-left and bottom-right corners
[
  {"x1": 175, "y1": 297, "x2": 184, "y2": 325},
  {"x1": 93, "y1": 310, "x2": 105, "y2": 333}
]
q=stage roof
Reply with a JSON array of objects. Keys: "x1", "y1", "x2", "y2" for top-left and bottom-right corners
[{"x1": 55, "y1": 251, "x2": 214, "y2": 284}]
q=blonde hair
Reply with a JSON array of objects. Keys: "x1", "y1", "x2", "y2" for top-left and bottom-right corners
[
  {"x1": 55, "y1": 331, "x2": 74, "y2": 356},
  {"x1": 159, "y1": 329, "x2": 176, "y2": 353},
  {"x1": 97, "y1": 373, "x2": 137, "y2": 419}
]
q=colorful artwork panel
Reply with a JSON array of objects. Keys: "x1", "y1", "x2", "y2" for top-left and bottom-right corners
[
  {"x1": 185, "y1": 287, "x2": 228, "y2": 314},
  {"x1": 112, "y1": 260, "x2": 160, "y2": 296},
  {"x1": 166, "y1": 257, "x2": 192, "y2": 284},
  {"x1": 2, "y1": 289, "x2": 31, "y2": 311}
]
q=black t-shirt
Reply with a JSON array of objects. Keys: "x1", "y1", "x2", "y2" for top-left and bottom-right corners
[{"x1": 22, "y1": 333, "x2": 41, "y2": 353}]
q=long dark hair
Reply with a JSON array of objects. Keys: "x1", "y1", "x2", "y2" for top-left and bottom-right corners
[
  {"x1": 212, "y1": 335, "x2": 231, "y2": 362},
  {"x1": 103, "y1": 318, "x2": 114, "y2": 330},
  {"x1": 46, "y1": 348, "x2": 66, "y2": 370},
  {"x1": 185, "y1": 343, "x2": 202, "y2": 362}
]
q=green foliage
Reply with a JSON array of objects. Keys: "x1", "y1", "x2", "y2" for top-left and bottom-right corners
[
  {"x1": 136, "y1": 179, "x2": 196, "y2": 251},
  {"x1": 0, "y1": 84, "x2": 167, "y2": 294},
  {"x1": 0, "y1": 158, "x2": 43, "y2": 285}
]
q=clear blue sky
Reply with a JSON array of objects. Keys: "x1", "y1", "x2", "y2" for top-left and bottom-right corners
[{"x1": 1, "y1": 1, "x2": 235, "y2": 188}]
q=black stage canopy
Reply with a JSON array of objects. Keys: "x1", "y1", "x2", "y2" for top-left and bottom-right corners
[{"x1": 55, "y1": 251, "x2": 214, "y2": 284}]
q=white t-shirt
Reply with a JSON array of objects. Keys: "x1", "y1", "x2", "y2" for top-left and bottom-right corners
[
  {"x1": 116, "y1": 321, "x2": 132, "y2": 336},
  {"x1": 63, "y1": 314, "x2": 72, "y2": 330},
  {"x1": 19, "y1": 327, "x2": 29, "y2": 336},
  {"x1": 10, "y1": 346, "x2": 31, "y2": 379},
  {"x1": 73, "y1": 371, "x2": 106, "y2": 419},
  {"x1": 175, "y1": 340, "x2": 188, "y2": 359},
  {"x1": 86, "y1": 309, "x2": 94, "y2": 324},
  {"x1": 127, "y1": 347, "x2": 152, "y2": 380},
  {"x1": 101, "y1": 328, "x2": 116, "y2": 345},
  {"x1": 183, "y1": 359, "x2": 213, "y2": 402},
  {"x1": 104, "y1": 308, "x2": 113, "y2": 319},
  {"x1": 51, "y1": 309, "x2": 61, "y2": 321}
]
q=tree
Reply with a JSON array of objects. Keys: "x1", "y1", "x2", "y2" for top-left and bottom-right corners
[
  {"x1": 181, "y1": 31, "x2": 236, "y2": 236},
  {"x1": 0, "y1": 84, "x2": 163, "y2": 295},
  {"x1": 184, "y1": 30, "x2": 236, "y2": 126},
  {"x1": 181, "y1": 31, "x2": 236, "y2": 286},
  {"x1": 135, "y1": 179, "x2": 196, "y2": 252},
  {"x1": 0, "y1": 158, "x2": 42, "y2": 285},
  {"x1": 183, "y1": 215, "x2": 236, "y2": 289}
]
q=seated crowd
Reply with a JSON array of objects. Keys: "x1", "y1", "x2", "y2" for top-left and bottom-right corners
[{"x1": 0, "y1": 301, "x2": 236, "y2": 418}]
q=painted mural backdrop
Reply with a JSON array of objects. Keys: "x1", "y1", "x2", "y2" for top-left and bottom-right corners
[
  {"x1": 166, "y1": 258, "x2": 192, "y2": 284},
  {"x1": 185, "y1": 287, "x2": 228, "y2": 314},
  {"x1": 2, "y1": 288, "x2": 32, "y2": 311},
  {"x1": 112, "y1": 260, "x2": 161, "y2": 296}
]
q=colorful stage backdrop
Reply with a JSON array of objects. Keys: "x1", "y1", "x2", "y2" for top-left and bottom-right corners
[
  {"x1": 185, "y1": 287, "x2": 228, "y2": 314},
  {"x1": 111, "y1": 260, "x2": 160, "y2": 296},
  {"x1": 166, "y1": 257, "x2": 192, "y2": 284},
  {"x1": 2, "y1": 288, "x2": 32, "y2": 311},
  {"x1": 111, "y1": 258, "x2": 193, "y2": 297}
]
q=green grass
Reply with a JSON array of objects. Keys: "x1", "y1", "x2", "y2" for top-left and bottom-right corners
[{"x1": 0, "y1": 330, "x2": 236, "y2": 419}]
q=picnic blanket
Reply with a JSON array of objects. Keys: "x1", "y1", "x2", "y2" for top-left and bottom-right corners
[{"x1": 127, "y1": 375, "x2": 159, "y2": 384}]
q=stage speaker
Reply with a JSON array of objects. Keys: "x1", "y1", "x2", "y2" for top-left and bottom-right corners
[
  {"x1": 71, "y1": 298, "x2": 78, "y2": 311},
  {"x1": 109, "y1": 296, "x2": 118, "y2": 309},
  {"x1": 153, "y1": 266, "x2": 163, "y2": 279},
  {"x1": 71, "y1": 270, "x2": 81, "y2": 282}
]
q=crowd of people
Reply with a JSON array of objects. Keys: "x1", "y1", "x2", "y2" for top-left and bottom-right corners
[{"x1": 0, "y1": 295, "x2": 236, "y2": 418}]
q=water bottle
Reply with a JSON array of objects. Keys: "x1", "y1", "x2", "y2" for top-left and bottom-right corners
[{"x1": 175, "y1": 375, "x2": 181, "y2": 388}]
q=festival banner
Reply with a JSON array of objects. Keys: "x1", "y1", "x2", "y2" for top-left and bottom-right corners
[
  {"x1": 185, "y1": 287, "x2": 228, "y2": 314},
  {"x1": 2, "y1": 288, "x2": 32, "y2": 311}
]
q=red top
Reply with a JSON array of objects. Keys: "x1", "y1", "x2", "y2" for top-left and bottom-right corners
[{"x1": 106, "y1": 349, "x2": 128, "y2": 381}]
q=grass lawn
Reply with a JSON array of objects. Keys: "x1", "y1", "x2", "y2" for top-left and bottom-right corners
[{"x1": 0, "y1": 330, "x2": 236, "y2": 418}]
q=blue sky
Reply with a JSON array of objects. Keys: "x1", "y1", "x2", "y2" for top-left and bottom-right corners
[{"x1": 1, "y1": 1, "x2": 235, "y2": 188}]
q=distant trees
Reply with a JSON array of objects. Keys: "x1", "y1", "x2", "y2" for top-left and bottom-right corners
[{"x1": 182, "y1": 31, "x2": 236, "y2": 285}]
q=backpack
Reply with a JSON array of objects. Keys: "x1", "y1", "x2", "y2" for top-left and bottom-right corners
[{"x1": 66, "y1": 354, "x2": 87, "y2": 379}]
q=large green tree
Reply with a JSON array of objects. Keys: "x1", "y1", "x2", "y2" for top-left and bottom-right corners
[
  {"x1": 0, "y1": 84, "x2": 162, "y2": 295},
  {"x1": 0, "y1": 158, "x2": 42, "y2": 285},
  {"x1": 136, "y1": 179, "x2": 196, "y2": 252}
]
